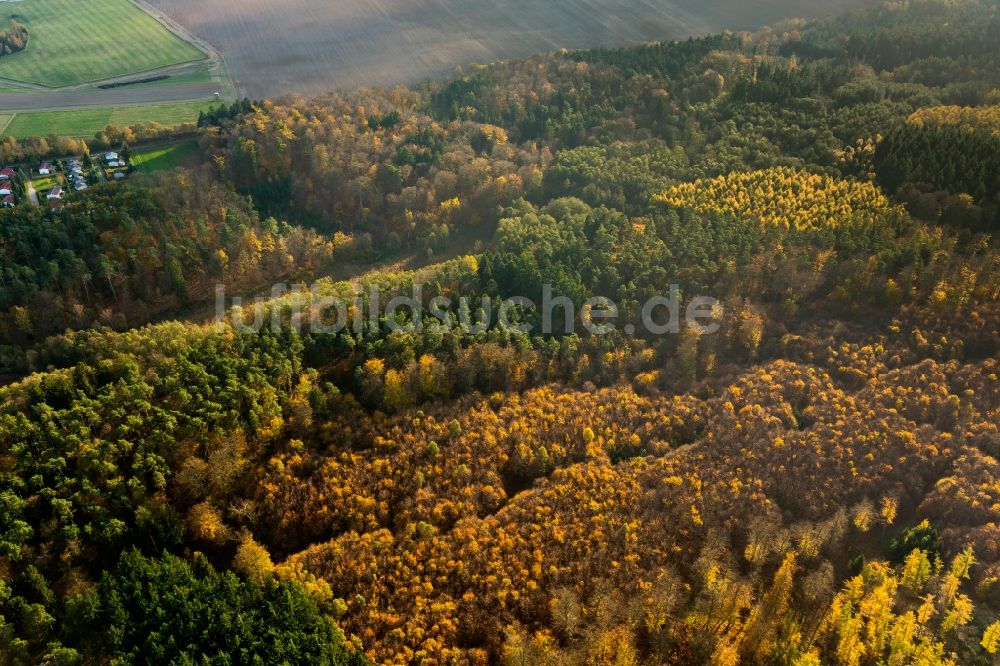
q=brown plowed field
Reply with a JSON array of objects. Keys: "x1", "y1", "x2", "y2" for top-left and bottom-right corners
[{"x1": 146, "y1": 0, "x2": 878, "y2": 98}]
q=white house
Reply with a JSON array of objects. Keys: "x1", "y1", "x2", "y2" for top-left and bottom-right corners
[
  {"x1": 0, "y1": 183, "x2": 12, "y2": 196},
  {"x1": 105, "y1": 152, "x2": 119, "y2": 162},
  {"x1": 38, "y1": 162, "x2": 53, "y2": 176},
  {"x1": 46, "y1": 186, "x2": 63, "y2": 201},
  {"x1": 2, "y1": 194, "x2": 14, "y2": 208},
  {"x1": 0, "y1": 167, "x2": 15, "y2": 181}
]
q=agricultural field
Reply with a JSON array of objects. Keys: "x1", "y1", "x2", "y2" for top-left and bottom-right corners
[
  {"x1": 3, "y1": 100, "x2": 217, "y2": 138},
  {"x1": 148, "y1": 0, "x2": 876, "y2": 97},
  {"x1": 131, "y1": 140, "x2": 200, "y2": 172},
  {"x1": 0, "y1": 0, "x2": 231, "y2": 139},
  {"x1": 0, "y1": 0, "x2": 205, "y2": 87}
]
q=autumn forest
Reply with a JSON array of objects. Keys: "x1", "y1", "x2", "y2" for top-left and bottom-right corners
[{"x1": 2, "y1": 0, "x2": 1000, "y2": 664}]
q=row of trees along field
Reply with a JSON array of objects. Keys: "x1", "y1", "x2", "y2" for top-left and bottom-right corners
[
  {"x1": 2, "y1": 0, "x2": 1000, "y2": 663},
  {"x1": 0, "y1": 121, "x2": 211, "y2": 166}
]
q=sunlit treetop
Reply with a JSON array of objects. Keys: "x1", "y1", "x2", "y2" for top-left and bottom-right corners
[
  {"x1": 906, "y1": 104, "x2": 1000, "y2": 137},
  {"x1": 655, "y1": 167, "x2": 896, "y2": 231}
]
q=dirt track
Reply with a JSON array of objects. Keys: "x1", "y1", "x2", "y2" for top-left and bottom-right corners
[
  {"x1": 146, "y1": 0, "x2": 879, "y2": 99},
  {"x1": 0, "y1": 82, "x2": 221, "y2": 112}
]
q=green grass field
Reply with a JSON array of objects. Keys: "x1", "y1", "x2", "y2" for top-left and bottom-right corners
[
  {"x1": 0, "y1": 115, "x2": 12, "y2": 134},
  {"x1": 131, "y1": 140, "x2": 199, "y2": 172},
  {"x1": 32, "y1": 175, "x2": 58, "y2": 191},
  {"x1": 0, "y1": 0, "x2": 205, "y2": 87},
  {"x1": 3, "y1": 101, "x2": 216, "y2": 138}
]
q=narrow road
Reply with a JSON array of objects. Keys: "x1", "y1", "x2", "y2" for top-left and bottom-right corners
[
  {"x1": 26, "y1": 179, "x2": 38, "y2": 207},
  {"x1": 0, "y1": 82, "x2": 222, "y2": 113}
]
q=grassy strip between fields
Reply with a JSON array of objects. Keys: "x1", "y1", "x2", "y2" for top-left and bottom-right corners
[
  {"x1": 131, "y1": 140, "x2": 200, "y2": 173},
  {"x1": 2, "y1": 101, "x2": 218, "y2": 139},
  {"x1": 0, "y1": 115, "x2": 13, "y2": 135}
]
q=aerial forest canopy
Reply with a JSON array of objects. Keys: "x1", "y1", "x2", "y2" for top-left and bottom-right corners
[{"x1": 1, "y1": 0, "x2": 1000, "y2": 664}]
